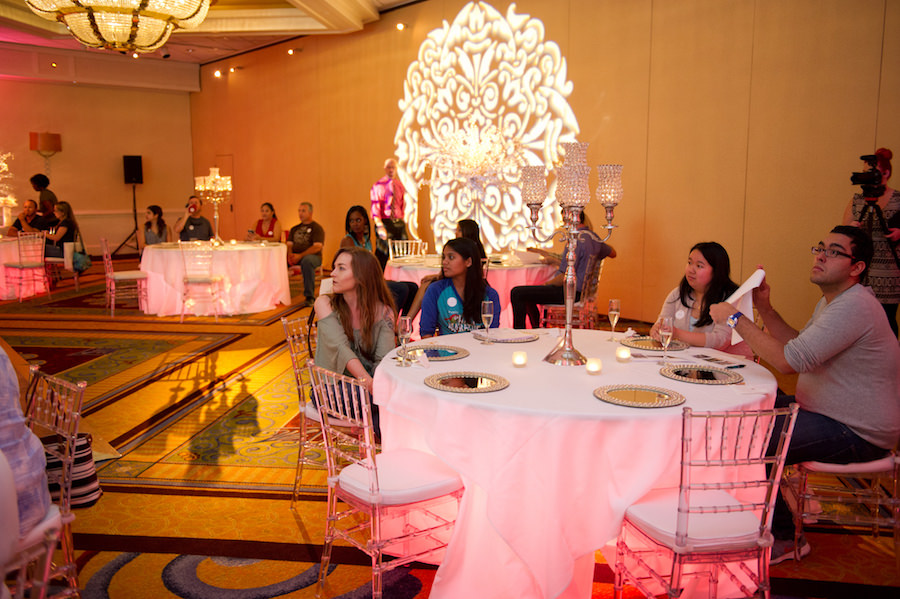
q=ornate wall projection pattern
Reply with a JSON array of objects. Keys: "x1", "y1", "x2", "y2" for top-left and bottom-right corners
[{"x1": 394, "y1": 1, "x2": 580, "y2": 253}]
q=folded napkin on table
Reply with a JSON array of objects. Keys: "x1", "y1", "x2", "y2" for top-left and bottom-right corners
[{"x1": 514, "y1": 250, "x2": 543, "y2": 265}]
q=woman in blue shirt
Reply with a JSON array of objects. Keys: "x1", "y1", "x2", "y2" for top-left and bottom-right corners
[{"x1": 420, "y1": 237, "x2": 500, "y2": 337}]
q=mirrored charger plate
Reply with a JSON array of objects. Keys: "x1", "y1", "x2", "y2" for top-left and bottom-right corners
[
  {"x1": 472, "y1": 329, "x2": 539, "y2": 343},
  {"x1": 398, "y1": 344, "x2": 469, "y2": 361},
  {"x1": 620, "y1": 335, "x2": 689, "y2": 352},
  {"x1": 659, "y1": 364, "x2": 744, "y2": 385},
  {"x1": 593, "y1": 385, "x2": 685, "y2": 409},
  {"x1": 424, "y1": 371, "x2": 510, "y2": 393}
]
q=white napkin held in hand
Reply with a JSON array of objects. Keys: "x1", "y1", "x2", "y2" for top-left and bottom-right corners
[{"x1": 724, "y1": 268, "x2": 765, "y2": 345}]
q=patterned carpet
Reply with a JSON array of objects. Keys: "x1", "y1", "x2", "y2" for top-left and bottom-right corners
[{"x1": 1, "y1": 268, "x2": 898, "y2": 598}]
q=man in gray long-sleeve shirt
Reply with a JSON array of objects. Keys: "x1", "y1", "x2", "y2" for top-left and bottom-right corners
[{"x1": 711, "y1": 225, "x2": 900, "y2": 563}]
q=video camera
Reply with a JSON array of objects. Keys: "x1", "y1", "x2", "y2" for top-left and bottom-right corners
[{"x1": 850, "y1": 154, "x2": 885, "y2": 199}]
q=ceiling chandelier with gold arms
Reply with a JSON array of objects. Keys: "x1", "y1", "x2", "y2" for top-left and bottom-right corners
[{"x1": 24, "y1": 0, "x2": 210, "y2": 53}]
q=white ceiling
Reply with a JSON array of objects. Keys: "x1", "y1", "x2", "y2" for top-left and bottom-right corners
[{"x1": 0, "y1": 0, "x2": 418, "y2": 64}]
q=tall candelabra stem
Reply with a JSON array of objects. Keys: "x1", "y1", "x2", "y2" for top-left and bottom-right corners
[
  {"x1": 542, "y1": 205, "x2": 587, "y2": 365},
  {"x1": 212, "y1": 202, "x2": 224, "y2": 245}
]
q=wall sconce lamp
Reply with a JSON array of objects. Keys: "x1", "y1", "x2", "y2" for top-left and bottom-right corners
[{"x1": 29, "y1": 132, "x2": 61, "y2": 175}]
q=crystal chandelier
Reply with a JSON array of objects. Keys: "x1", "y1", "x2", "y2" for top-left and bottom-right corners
[
  {"x1": 423, "y1": 116, "x2": 522, "y2": 222},
  {"x1": 522, "y1": 142, "x2": 623, "y2": 366},
  {"x1": 194, "y1": 167, "x2": 231, "y2": 244},
  {"x1": 25, "y1": 0, "x2": 210, "y2": 53}
]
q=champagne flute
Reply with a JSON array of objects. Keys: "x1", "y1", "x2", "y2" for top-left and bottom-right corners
[
  {"x1": 481, "y1": 300, "x2": 494, "y2": 344},
  {"x1": 397, "y1": 316, "x2": 412, "y2": 367},
  {"x1": 657, "y1": 316, "x2": 674, "y2": 365},
  {"x1": 607, "y1": 299, "x2": 621, "y2": 341}
]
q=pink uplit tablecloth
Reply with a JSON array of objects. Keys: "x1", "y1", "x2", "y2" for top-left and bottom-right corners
[
  {"x1": 140, "y1": 242, "x2": 291, "y2": 316},
  {"x1": 374, "y1": 330, "x2": 776, "y2": 599},
  {"x1": 0, "y1": 236, "x2": 47, "y2": 300},
  {"x1": 384, "y1": 255, "x2": 558, "y2": 331}
]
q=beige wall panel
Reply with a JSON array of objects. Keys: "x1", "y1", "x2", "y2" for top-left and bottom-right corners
[
  {"x1": 744, "y1": 0, "x2": 885, "y2": 326},
  {"x1": 0, "y1": 78, "x2": 193, "y2": 254},
  {"x1": 877, "y1": 0, "x2": 900, "y2": 148},
  {"x1": 643, "y1": 0, "x2": 755, "y2": 321},
  {"x1": 191, "y1": 39, "x2": 325, "y2": 241},
  {"x1": 565, "y1": 0, "x2": 652, "y2": 320}
]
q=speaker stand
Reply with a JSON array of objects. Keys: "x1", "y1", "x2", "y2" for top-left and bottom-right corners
[{"x1": 113, "y1": 184, "x2": 140, "y2": 256}]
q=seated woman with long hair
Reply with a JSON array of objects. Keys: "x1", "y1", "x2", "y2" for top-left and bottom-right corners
[
  {"x1": 420, "y1": 237, "x2": 501, "y2": 337},
  {"x1": 138, "y1": 205, "x2": 171, "y2": 252},
  {"x1": 456, "y1": 218, "x2": 487, "y2": 261},
  {"x1": 650, "y1": 241, "x2": 751, "y2": 357},
  {"x1": 42, "y1": 201, "x2": 78, "y2": 258},
  {"x1": 314, "y1": 247, "x2": 397, "y2": 391},
  {"x1": 338, "y1": 204, "x2": 418, "y2": 314}
]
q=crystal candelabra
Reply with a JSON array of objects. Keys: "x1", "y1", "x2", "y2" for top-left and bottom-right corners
[
  {"x1": 522, "y1": 142, "x2": 623, "y2": 365},
  {"x1": 194, "y1": 167, "x2": 232, "y2": 244}
]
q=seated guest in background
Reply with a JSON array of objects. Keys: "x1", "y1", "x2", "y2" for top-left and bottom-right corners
[
  {"x1": 287, "y1": 201, "x2": 325, "y2": 308},
  {"x1": 138, "y1": 205, "x2": 171, "y2": 252},
  {"x1": 710, "y1": 226, "x2": 900, "y2": 563},
  {"x1": 30, "y1": 173, "x2": 57, "y2": 217},
  {"x1": 420, "y1": 238, "x2": 500, "y2": 337},
  {"x1": 511, "y1": 212, "x2": 616, "y2": 329},
  {"x1": 0, "y1": 347, "x2": 51, "y2": 538},
  {"x1": 174, "y1": 196, "x2": 213, "y2": 242},
  {"x1": 314, "y1": 248, "x2": 396, "y2": 434},
  {"x1": 247, "y1": 202, "x2": 282, "y2": 241},
  {"x1": 7, "y1": 199, "x2": 44, "y2": 237},
  {"x1": 457, "y1": 218, "x2": 487, "y2": 261},
  {"x1": 339, "y1": 205, "x2": 417, "y2": 314},
  {"x1": 42, "y1": 201, "x2": 78, "y2": 258},
  {"x1": 649, "y1": 241, "x2": 751, "y2": 357}
]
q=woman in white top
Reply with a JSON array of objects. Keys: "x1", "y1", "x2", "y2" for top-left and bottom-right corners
[{"x1": 650, "y1": 241, "x2": 750, "y2": 357}]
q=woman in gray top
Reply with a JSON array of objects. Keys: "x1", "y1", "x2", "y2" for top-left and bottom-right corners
[{"x1": 313, "y1": 247, "x2": 397, "y2": 393}]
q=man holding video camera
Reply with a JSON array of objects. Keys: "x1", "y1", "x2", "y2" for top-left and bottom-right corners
[{"x1": 842, "y1": 148, "x2": 900, "y2": 336}]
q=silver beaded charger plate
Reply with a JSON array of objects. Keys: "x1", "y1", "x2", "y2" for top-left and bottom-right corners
[
  {"x1": 424, "y1": 371, "x2": 510, "y2": 393},
  {"x1": 472, "y1": 329, "x2": 539, "y2": 343},
  {"x1": 399, "y1": 344, "x2": 469, "y2": 361},
  {"x1": 659, "y1": 364, "x2": 744, "y2": 385},
  {"x1": 620, "y1": 335, "x2": 689, "y2": 352},
  {"x1": 593, "y1": 385, "x2": 685, "y2": 409}
]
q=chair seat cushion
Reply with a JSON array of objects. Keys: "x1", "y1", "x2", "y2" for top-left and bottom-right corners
[
  {"x1": 111, "y1": 270, "x2": 148, "y2": 281},
  {"x1": 44, "y1": 258, "x2": 65, "y2": 264},
  {"x1": 4, "y1": 262, "x2": 44, "y2": 269},
  {"x1": 801, "y1": 454, "x2": 898, "y2": 474},
  {"x1": 339, "y1": 448, "x2": 462, "y2": 506},
  {"x1": 625, "y1": 488, "x2": 764, "y2": 553},
  {"x1": 184, "y1": 276, "x2": 222, "y2": 284}
]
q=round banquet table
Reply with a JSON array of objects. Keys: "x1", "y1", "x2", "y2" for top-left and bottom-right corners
[
  {"x1": 0, "y1": 236, "x2": 48, "y2": 300},
  {"x1": 140, "y1": 242, "x2": 291, "y2": 316},
  {"x1": 374, "y1": 329, "x2": 777, "y2": 599},
  {"x1": 384, "y1": 255, "x2": 558, "y2": 331}
]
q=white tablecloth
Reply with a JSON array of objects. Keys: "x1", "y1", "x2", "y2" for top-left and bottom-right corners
[
  {"x1": 0, "y1": 237, "x2": 47, "y2": 300},
  {"x1": 140, "y1": 243, "x2": 291, "y2": 316},
  {"x1": 384, "y1": 256, "x2": 558, "y2": 330},
  {"x1": 374, "y1": 330, "x2": 776, "y2": 599}
]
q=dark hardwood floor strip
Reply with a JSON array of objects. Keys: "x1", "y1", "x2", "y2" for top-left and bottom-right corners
[{"x1": 98, "y1": 484, "x2": 326, "y2": 501}]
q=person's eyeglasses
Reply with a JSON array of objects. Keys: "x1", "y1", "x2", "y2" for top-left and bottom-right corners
[{"x1": 811, "y1": 246, "x2": 854, "y2": 260}]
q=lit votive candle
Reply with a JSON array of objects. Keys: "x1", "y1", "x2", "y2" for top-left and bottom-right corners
[
  {"x1": 229, "y1": 239, "x2": 237, "y2": 245},
  {"x1": 585, "y1": 358, "x2": 602, "y2": 375},
  {"x1": 616, "y1": 347, "x2": 632, "y2": 363},
  {"x1": 512, "y1": 351, "x2": 527, "y2": 368}
]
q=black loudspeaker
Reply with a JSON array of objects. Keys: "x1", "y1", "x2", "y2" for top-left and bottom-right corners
[{"x1": 123, "y1": 155, "x2": 143, "y2": 184}]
